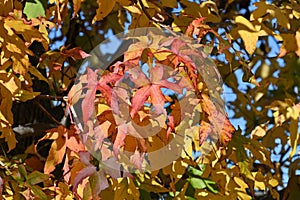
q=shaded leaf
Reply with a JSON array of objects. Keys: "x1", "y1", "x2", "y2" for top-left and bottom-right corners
[
  {"x1": 82, "y1": 68, "x2": 98, "y2": 124},
  {"x1": 27, "y1": 171, "x2": 49, "y2": 185},
  {"x1": 73, "y1": 165, "x2": 97, "y2": 192}
]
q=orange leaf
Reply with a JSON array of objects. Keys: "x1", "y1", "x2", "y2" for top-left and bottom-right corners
[{"x1": 43, "y1": 126, "x2": 67, "y2": 174}]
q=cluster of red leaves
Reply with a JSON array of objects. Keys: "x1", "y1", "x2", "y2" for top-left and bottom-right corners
[{"x1": 65, "y1": 29, "x2": 235, "y2": 196}]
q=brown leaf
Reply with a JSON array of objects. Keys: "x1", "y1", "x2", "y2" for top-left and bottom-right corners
[{"x1": 62, "y1": 47, "x2": 90, "y2": 60}]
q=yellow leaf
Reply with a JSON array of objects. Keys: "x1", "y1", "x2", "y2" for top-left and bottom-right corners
[
  {"x1": 289, "y1": 119, "x2": 299, "y2": 158},
  {"x1": 252, "y1": 172, "x2": 266, "y2": 190},
  {"x1": 113, "y1": 178, "x2": 139, "y2": 200},
  {"x1": 124, "y1": 5, "x2": 142, "y2": 14},
  {"x1": 251, "y1": 124, "x2": 267, "y2": 138},
  {"x1": 93, "y1": 0, "x2": 116, "y2": 22},
  {"x1": 29, "y1": 66, "x2": 49, "y2": 85},
  {"x1": 251, "y1": 2, "x2": 290, "y2": 29},
  {"x1": 5, "y1": 19, "x2": 48, "y2": 50},
  {"x1": 231, "y1": 16, "x2": 262, "y2": 55},
  {"x1": 236, "y1": 190, "x2": 252, "y2": 200},
  {"x1": 116, "y1": 0, "x2": 131, "y2": 6},
  {"x1": 278, "y1": 33, "x2": 297, "y2": 57},
  {"x1": 200, "y1": 1, "x2": 221, "y2": 23},
  {"x1": 0, "y1": 19, "x2": 48, "y2": 75},
  {"x1": 72, "y1": 0, "x2": 82, "y2": 17},
  {"x1": 295, "y1": 30, "x2": 300, "y2": 57},
  {"x1": 0, "y1": 83, "x2": 14, "y2": 126},
  {"x1": 262, "y1": 126, "x2": 286, "y2": 149},
  {"x1": 15, "y1": 90, "x2": 41, "y2": 102},
  {"x1": 43, "y1": 126, "x2": 67, "y2": 174},
  {"x1": 180, "y1": 0, "x2": 221, "y2": 23},
  {"x1": 0, "y1": 127, "x2": 17, "y2": 152},
  {"x1": 234, "y1": 177, "x2": 248, "y2": 189},
  {"x1": 161, "y1": 0, "x2": 178, "y2": 8},
  {"x1": 268, "y1": 178, "x2": 279, "y2": 187},
  {"x1": 172, "y1": 15, "x2": 193, "y2": 33},
  {"x1": 139, "y1": 177, "x2": 169, "y2": 193},
  {"x1": 0, "y1": 71, "x2": 20, "y2": 95},
  {"x1": 96, "y1": 103, "x2": 111, "y2": 116}
]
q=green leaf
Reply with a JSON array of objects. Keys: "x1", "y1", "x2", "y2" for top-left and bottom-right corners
[
  {"x1": 187, "y1": 177, "x2": 206, "y2": 189},
  {"x1": 205, "y1": 180, "x2": 218, "y2": 194},
  {"x1": 23, "y1": 0, "x2": 47, "y2": 19},
  {"x1": 187, "y1": 166, "x2": 204, "y2": 177},
  {"x1": 18, "y1": 165, "x2": 27, "y2": 180},
  {"x1": 27, "y1": 171, "x2": 49, "y2": 185},
  {"x1": 30, "y1": 185, "x2": 48, "y2": 200}
]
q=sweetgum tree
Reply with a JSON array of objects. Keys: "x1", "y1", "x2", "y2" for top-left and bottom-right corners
[{"x1": 0, "y1": 0, "x2": 299, "y2": 199}]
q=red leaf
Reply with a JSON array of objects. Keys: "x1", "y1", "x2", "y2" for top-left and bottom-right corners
[
  {"x1": 167, "y1": 115, "x2": 174, "y2": 139},
  {"x1": 199, "y1": 121, "x2": 212, "y2": 145},
  {"x1": 82, "y1": 68, "x2": 98, "y2": 124},
  {"x1": 113, "y1": 124, "x2": 127, "y2": 157},
  {"x1": 130, "y1": 85, "x2": 151, "y2": 118},
  {"x1": 185, "y1": 17, "x2": 207, "y2": 38},
  {"x1": 200, "y1": 94, "x2": 235, "y2": 146},
  {"x1": 97, "y1": 72, "x2": 123, "y2": 104},
  {"x1": 218, "y1": 117, "x2": 235, "y2": 146},
  {"x1": 130, "y1": 150, "x2": 145, "y2": 172},
  {"x1": 79, "y1": 151, "x2": 92, "y2": 166},
  {"x1": 149, "y1": 85, "x2": 166, "y2": 114},
  {"x1": 73, "y1": 165, "x2": 97, "y2": 191},
  {"x1": 129, "y1": 65, "x2": 183, "y2": 118},
  {"x1": 157, "y1": 80, "x2": 182, "y2": 94},
  {"x1": 62, "y1": 47, "x2": 90, "y2": 60}
]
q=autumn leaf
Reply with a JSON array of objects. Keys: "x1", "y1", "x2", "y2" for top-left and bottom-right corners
[
  {"x1": 251, "y1": 1, "x2": 290, "y2": 29},
  {"x1": 82, "y1": 68, "x2": 98, "y2": 124},
  {"x1": 73, "y1": 165, "x2": 98, "y2": 191},
  {"x1": 277, "y1": 31, "x2": 300, "y2": 57},
  {"x1": 159, "y1": 36, "x2": 209, "y2": 89},
  {"x1": 66, "y1": 125, "x2": 85, "y2": 153},
  {"x1": 38, "y1": 125, "x2": 85, "y2": 174},
  {"x1": 73, "y1": 151, "x2": 110, "y2": 196},
  {"x1": 93, "y1": 0, "x2": 116, "y2": 23},
  {"x1": 61, "y1": 46, "x2": 90, "y2": 60},
  {"x1": 72, "y1": 0, "x2": 83, "y2": 18},
  {"x1": 97, "y1": 71, "x2": 123, "y2": 105},
  {"x1": 128, "y1": 64, "x2": 182, "y2": 118},
  {"x1": 230, "y1": 16, "x2": 267, "y2": 55},
  {"x1": 199, "y1": 94, "x2": 235, "y2": 146},
  {"x1": 130, "y1": 150, "x2": 145, "y2": 172},
  {"x1": 41, "y1": 126, "x2": 67, "y2": 174},
  {"x1": 0, "y1": 127, "x2": 17, "y2": 152}
]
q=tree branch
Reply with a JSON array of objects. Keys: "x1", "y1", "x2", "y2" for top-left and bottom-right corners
[{"x1": 33, "y1": 99, "x2": 62, "y2": 125}]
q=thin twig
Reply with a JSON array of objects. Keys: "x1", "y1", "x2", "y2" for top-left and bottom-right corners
[
  {"x1": 36, "y1": 95, "x2": 67, "y2": 101},
  {"x1": 33, "y1": 99, "x2": 62, "y2": 125}
]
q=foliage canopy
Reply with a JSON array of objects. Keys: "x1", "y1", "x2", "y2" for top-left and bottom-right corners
[{"x1": 0, "y1": 0, "x2": 299, "y2": 199}]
